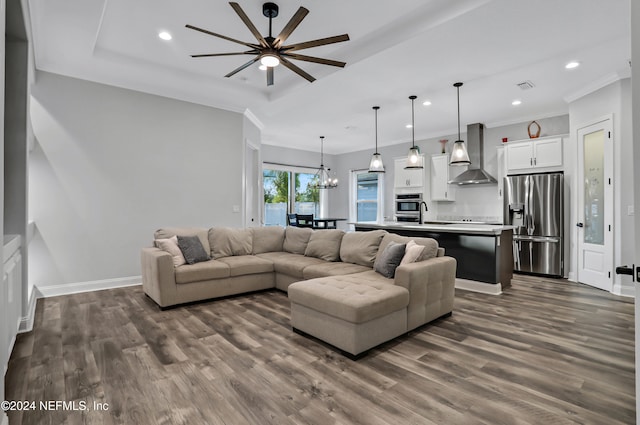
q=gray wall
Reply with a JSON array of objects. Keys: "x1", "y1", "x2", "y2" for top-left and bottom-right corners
[{"x1": 28, "y1": 71, "x2": 245, "y2": 288}]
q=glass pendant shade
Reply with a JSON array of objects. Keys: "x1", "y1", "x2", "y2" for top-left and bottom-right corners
[
  {"x1": 313, "y1": 136, "x2": 338, "y2": 189},
  {"x1": 405, "y1": 95, "x2": 423, "y2": 169},
  {"x1": 450, "y1": 140, "x2": 471, "y2": 164},
  {"x1": 405, "y1": 146, "x2": 423, "y2": 169},
  {"x1": 368, "y1": 106, "x2": 385, "y2": 173},
  {"x1": 369, "y1": 153, "x2": 385, "y2": 172},
  {"x1": 449, "y1": 82, "x2": 471, "y2": 166}
]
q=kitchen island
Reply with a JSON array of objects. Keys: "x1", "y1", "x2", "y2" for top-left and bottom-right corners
[{"x1": 354, "y1": 222, "x2": 514, "y2": 294}]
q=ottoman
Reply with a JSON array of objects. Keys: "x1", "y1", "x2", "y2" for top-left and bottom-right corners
[{"x1": 288, "y1": 273, "x2": 410, "y2": 356}]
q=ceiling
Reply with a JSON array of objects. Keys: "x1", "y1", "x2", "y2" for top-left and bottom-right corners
[{"x1": 27, "y1": 0, "x2": 631, "y2": 154}]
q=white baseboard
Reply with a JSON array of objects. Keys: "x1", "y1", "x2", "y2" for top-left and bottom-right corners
[
  {"x1": 567, "y1": 272, "x2": 577, "y2": 282},
  {"x1": 19, "y1": 288, "x2": 38, "y2": 333},
  {"x1": 455, "y1": 278, "x2": 502, "y2": 295},
  {"x1": 37, "y1": 276, "x2": 141, "y2": 298}
]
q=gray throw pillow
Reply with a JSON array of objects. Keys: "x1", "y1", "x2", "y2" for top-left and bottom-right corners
[
  {"x1": 373, "y1": 241, "x2": 406, "y2": 278},
  {"x1": 177, "y1": 235, "x2": 210, "y2": 265}
]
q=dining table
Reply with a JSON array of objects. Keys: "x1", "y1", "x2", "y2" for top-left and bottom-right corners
[{"x1": 312, "y1": 217, "x2": 347, "y2": 230}]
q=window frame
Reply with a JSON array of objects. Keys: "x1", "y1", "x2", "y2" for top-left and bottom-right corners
[{"x1": 349, "y1": 169, "x2": 384, "y2": 224}]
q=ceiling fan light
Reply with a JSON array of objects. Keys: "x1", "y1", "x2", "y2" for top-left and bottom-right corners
[
  {"x1": 260, "y1": 54, "x2": 280, "y2": 67},
  {"x1": 449, "y1": 140, "x2": 471, "y2": 165}
]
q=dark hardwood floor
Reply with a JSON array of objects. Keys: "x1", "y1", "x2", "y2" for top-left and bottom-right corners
[{"x1": 5, "y1": 275, "x2": 635, "y2": 425}]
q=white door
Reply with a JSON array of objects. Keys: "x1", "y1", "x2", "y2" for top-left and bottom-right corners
[{"x1": 576, "y1": 120, "x2": 613, "y2": 291}]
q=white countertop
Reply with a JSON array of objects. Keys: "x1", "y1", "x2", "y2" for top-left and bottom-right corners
[{"x1": 352, "y1": 221, "x2": 515, "y2": 235}]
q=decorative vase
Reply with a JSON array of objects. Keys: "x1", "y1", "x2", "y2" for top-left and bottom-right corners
[
  {"x1": 528, "y1": 121, "x2": 541, "y2": 139},
  {"x1": 439, "y1": 139, "x2": 448, "y2": 154}
]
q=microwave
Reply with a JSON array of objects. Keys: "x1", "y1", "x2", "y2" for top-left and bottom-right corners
[{"x1": 395, "y1": 193, "x2": 422, "y2": 221}]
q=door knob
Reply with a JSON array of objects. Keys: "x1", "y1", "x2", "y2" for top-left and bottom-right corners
[
  {"x1": 615, "y1": 264, "x2": 636, "y2": 282},
  {"x1": 576, "y1": 222, "x2": 584, "y2": 228}
]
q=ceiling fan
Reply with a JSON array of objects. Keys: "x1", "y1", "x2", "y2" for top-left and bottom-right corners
[{"x1": 186, "y1": 2, "x2": 350, "y2": 86}]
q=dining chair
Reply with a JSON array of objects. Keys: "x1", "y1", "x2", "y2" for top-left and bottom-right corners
[
  {"x1": 296, "y1": 214, "x2": 314, "y2": 228},
  {"x1": 287, "y1": 213, "x2": 298, "y2": 227}
]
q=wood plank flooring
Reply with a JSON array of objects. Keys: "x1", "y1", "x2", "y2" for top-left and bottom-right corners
[{"x1": 5, "y1": 275, "x2": 635, "y2": 425}]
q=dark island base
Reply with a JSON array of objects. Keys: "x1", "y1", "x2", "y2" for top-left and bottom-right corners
[{"x1": 356, "y1": 225, "x2": 513, "y2": 292}]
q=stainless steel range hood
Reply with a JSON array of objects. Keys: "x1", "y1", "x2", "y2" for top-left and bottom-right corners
[{"x1": 448, "y1": 123, "x2": 497, "y2": 185}]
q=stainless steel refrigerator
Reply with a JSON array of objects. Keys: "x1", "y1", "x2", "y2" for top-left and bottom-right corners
[{"x1": 503, "y1": 172, "x2": 564, "y2": 276}]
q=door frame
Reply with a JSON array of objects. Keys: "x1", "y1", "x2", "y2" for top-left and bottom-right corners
[{"x1": 575, "y1": 115, "x2": 614, "y2": 291}]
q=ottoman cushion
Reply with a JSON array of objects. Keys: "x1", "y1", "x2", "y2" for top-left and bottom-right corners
[{"x1": 288, "y1": 274, "x2": 409, "y2": 323}]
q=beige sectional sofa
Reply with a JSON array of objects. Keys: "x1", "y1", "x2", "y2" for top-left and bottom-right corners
[{"x1": 141, "y1": 226, "x2": 456, "y2": 356}]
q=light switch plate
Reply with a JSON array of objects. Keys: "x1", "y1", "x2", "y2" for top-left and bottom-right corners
[
  {"x1": 232, "y1": 205, "x2": 240, "y2": 213},
  {"x1": 628, "y1": 205, "x2": 635, "y2": 216}
]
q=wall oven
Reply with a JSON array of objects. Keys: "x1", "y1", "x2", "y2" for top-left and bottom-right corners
[{"x1": 395, "y1": 193, "x2": 422, "y2": 222}]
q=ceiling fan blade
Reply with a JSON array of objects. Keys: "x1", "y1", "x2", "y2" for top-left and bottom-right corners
[
  {"x1": 224, "y1": 56, "x2": 260, "y2": 78},
  {"x1": 282, "y1": 34, "x2": 350, "y2": 52},
  {"x1": 279, "y1": 57, "x2": 315, "y2": 83},
  {"x1": 282, "y1": 52, "x2": 346, "y2": 68},
  {"x1": 229, "y1": 2, "x2": 268, "y2": 47},
  {"x1": 186, "y1": 24, "x2": 260, "y2": 49},
  {"x1": 191, "y1": 51, "x2": 258, "y2": 58},
  {"x1": 274, "y1": 7, "x2": 309, "y2": 47},
  {"x1": 267, "y1": 67, "x2": 274, "y2": 86}
]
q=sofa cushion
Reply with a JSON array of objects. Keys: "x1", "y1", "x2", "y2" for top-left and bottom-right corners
[
  {"x1": 283, "y1": 227, "x2": 313, "y2": 254},
  {"x1": 374, "y1": 241, "x2": 406, "y2": 278},
  {"x1": 175, "y1": 259, "x2": 230, "y2": 284},
  {"x1": 154, "y1": 235, "x2": 186, "y2": 267},
  {"x1": 177, "y1": 235, "x2": 211, "y2": 265},
  {"x1": 218, "y1": 255, "x2": 274, "y2": 277},
  {"x1": 251, "y1": 226, "x2": 285, "y2": 254},
  {"x1": 288, "y1": 273, "x2": 409, "y2": 323},
  {"x1": 339, "y1": 230, "x2": 386, "y2": 267},
  {"x1": 304, "y1": 229, "x2": 345, "y2": 261},
  {"x1": 209, "y1": 227, "x2": 253, "y2": 259},
  {"x1": 155, "y1": 227, "x2": 210, "y2": 254},
  {"x1": 400, "y1": 240, "x2": 425, "y2": 265},
  {"x1": 302, "y1": 262, "x2": 371, "y2": 280},
  {"x1": 257, "y1": 252, "x2": 326, "y2": 279},
  {"x1": 379, "y1": 234, "x2": 439, "y2": 262}
]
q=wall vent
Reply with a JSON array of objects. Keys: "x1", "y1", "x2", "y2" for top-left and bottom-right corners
[{"x1": 517, "y1": 80, "x2": 535, "y2": 90}]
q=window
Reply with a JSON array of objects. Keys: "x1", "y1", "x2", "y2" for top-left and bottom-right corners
[
  {"x1": 263, "y1": 164, "x2": 323, "y2": 226},
  {"x1": 350, "y1": 170, "x2": 383, "y2": 223}
]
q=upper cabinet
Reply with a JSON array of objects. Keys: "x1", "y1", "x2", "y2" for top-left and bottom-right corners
[
  {"x1": 431, "y1": 154, "x2": 455, "y2": 201},
  {"x1": 505, "y1": 137, "x2": 563, "y2": 175},
  {"x1": 394, "y1": 157, "x2": 425, "y2": 188}
]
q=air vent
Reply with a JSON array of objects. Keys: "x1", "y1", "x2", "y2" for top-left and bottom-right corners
[{"x1": 517, "y1": 80, "x2": 535, "y2": 90}]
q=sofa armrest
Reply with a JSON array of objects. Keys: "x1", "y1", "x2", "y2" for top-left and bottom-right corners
[
  {"x1": 141, "y1": 247, "x2": 177, "y2": 308},
  {"x1": 394, "y1": 256, "x2": 457, "y2": 331}
]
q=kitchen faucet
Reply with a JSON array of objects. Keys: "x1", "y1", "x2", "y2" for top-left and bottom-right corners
[{"x1": 419, "y1": 201, "x2": 428, "y2": 224}]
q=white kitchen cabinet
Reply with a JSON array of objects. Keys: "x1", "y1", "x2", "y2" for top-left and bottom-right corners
[
  {"x1": 505, "y1": 137, "x2": 563, "y2": 174},
  {"x1": 394, "y1": 157, "x2": 425, "y2": 188},
  {"x1": 431, "y1": 154, "x2": 455, "y2": 201},
  {"x1": 497, "y1": 146, "x2": 505, "y2": 199}
]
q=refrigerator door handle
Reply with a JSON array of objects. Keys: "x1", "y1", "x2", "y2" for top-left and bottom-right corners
[
  {"x1": 528, "y1": 176, "x2": 535, "y2": 234},
  {"x1": 513, "y1": 235, "x2": 561, "y2": 243}
]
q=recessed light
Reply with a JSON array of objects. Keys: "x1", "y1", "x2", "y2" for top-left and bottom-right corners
[
  {"x1": 565, "y1": 61, "x2": 580, "y2": 69},
  {"x1": 259, "y1": 65, "x2": 267, "y2": 71},
  {"x1": 512, "y1": 100, "x2": 522, "y2": 106},
  {"x1": 158, "y1": 31, "x2": 172, "y2": 41},
  {"x1": 405, "y1": 124, "x2": 413, "y2": 129},
  {"x1": 422, "y1": 100, "x2": 432, "y2": 106}
]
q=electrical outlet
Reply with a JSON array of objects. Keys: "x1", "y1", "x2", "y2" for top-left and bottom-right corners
[{"x1": 628, "y1": 205, "x2": 635, "y2": 216}]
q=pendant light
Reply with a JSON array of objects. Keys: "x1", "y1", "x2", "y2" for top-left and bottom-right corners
[
  {"x1": 405, "y1": 95, "x2": 423, "y2": 169},
  {"x1": 449, "y1": 82, "x2": 471, "y2": 166},
  {"x1": 313, "y1": 136, "x2": 338, "y2": 189},
  {"x1": 368, "y1": 106, "x2": 385, "y2": 173}
]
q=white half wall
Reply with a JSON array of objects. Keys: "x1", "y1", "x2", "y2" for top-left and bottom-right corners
[{"x1": 29, "y1": 71, "x2": 245, "y2": 290}]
